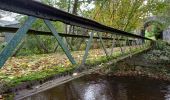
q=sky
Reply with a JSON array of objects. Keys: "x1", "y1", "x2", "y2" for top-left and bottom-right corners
[
  {"x1": 1, "y1": 16, "x2": 16, "y2": 21},
  {"x1": 80, "y1": 1, "x2": 95, "y2": 11},
  {"x1": 0, "y1": 10, "x2": 18, "y2": 22},
  {"x1": 0, "y1": 0, "x2": 95, "y2": 22}
]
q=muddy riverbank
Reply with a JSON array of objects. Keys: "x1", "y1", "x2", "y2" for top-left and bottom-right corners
[{"x1": 108, "y1": 41, "x2": 170, "y2": 81}]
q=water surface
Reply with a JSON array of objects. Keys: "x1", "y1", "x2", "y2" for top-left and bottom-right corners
[{"x1": 23, "y1": 74, "x2": 170, "y2": 100}]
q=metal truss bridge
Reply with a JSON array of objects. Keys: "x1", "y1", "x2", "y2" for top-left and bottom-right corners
[{"x1": 0, "y1": 0, "x2": 153, "y2": 99}]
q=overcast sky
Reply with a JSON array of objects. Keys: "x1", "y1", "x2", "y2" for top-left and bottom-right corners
[
  {"x1": 1, "y1": 15, "x2": 17, "y2": 21},
  {"x1": 0, "y1": 0, "x2": 95, "y2": 22}
]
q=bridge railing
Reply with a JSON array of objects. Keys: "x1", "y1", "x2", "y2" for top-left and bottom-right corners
[{"x1": 0, "y1": 0, "x2": 153, "y2": 69}]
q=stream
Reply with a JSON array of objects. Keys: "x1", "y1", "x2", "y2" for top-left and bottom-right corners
[{"x1": 23, "y1": 74, "x2": 170, "y2": 100}]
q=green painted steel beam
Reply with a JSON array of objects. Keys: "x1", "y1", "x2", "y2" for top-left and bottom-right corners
[
  {"x1": 126, "y1": 39, "x2": 132, "y2": 57},
  {"x1": 44, "y1": 20, "x2": 76, "y2": 65},
  {"x1": 118, "y1": 36, "x2": 124, "y2": 54},
  {"x1": 111, "y1": 35, "x2": 116, "y2": 55},
  {"x1": 81, "y1": 32, "x2": 94, "y2": 65},
  {"x1": 0, "y1": 16, "x2": 36, "y2": 68},
  {"x1": 127, "y1": 39, "x2": 132, "y2": 52},
  {"x1": 97, "y1": 33, "x2": 109, "y2": 57}
]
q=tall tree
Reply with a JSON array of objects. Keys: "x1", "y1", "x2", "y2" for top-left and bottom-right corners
[{"x1": 90, "y1": 0, "x2": 166, "y2": 32}]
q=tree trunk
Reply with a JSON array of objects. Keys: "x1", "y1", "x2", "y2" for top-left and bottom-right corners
[
  {"x1": 68, "y1": 0, "x2": 79, "y2": 51},
  {"x1": 34, "y1": 35, "x2": 49, "y2": 53}
]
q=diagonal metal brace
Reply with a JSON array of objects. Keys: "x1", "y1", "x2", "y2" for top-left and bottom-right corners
[
  {"x1": 110, "y1": 35, "x2": 115, "y2": 56},
  {"x1": 0, "y1": 16, "x2": 36, "y2": 68},
  {"x1": 81, "y1": 32, "x2": 94, "y2": 65},
  {"x1": 118, "y1": 36, "x2": 124, "y2": 54},
  {"x1": 44, "y1": 20, "x2": 76, "y2": 65},
  {"x1": 97, "y1": 32, "x2": 109, "y2": 57}
]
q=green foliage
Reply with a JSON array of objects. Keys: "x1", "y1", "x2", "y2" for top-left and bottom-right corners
[
  {"x1": 155, "y1": 40, "x2": 167, "y2": 50},
  {"x1": 3, "y1": 94, "x2": 14, "y2": 100},
  {"x1": 89, "y1": 0, "x2": 166, "y2": 32},
  {"x1": 144, "y1": 40, "x2": 170, "y2": 63}
]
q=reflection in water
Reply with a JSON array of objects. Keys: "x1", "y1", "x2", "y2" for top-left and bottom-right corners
[
  {"x1": 164, "y1": 85, "x2": 170, "y2": 100},
  {"x1": 83, "y1": 84, "x2": 104, "y2": 100},
  {"x1": 23, "y1": 74, "x2": 170, "y2": 100},
  {"x1": 82, "y1": 81, "x2": 111, "y2": 100}
]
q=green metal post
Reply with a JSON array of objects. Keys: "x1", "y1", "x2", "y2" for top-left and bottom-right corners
[
  {"x1": 118, "y1": 36, "x2": 124, "y2": 54},
  {"x1": 97, "y1": 32, "x2": 109, "y2": 57},
  {"x1": 140, "y1": 39, "x2": 143, "y2": 49},
  {"x1": 138, "y1": 39, "x2": 141, "y2": 49},
  {"x1": 125, "y1": 37, "x2": 130, "y2": 53},
  {"x1": 134, "y1": 40, "x2": 138, "y2": 50},
  {"x1": 81, "y1": 32, "x2": 94, "y2": 65},
  {"x1": 127, "y1": 38, "x2": 132, "y2": 57},
  {"x1": 141, "y1": 39, "x2": 145, "y2": 48},
  {"x1": 132, "y1": 40, "x2": 135, "y2": 51},
  {"x1": 44, "y1": 20, "x2": 76, "y2": 65},
  {"x1": 0, "y1": 16, "x2": 36, "y2": 68},
  {"x1": 111, "y1": 35, "x2": 116, "y2": 56},
  {"x1": 122, "y1": 36, "x2": 126, "y2": 54}
]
